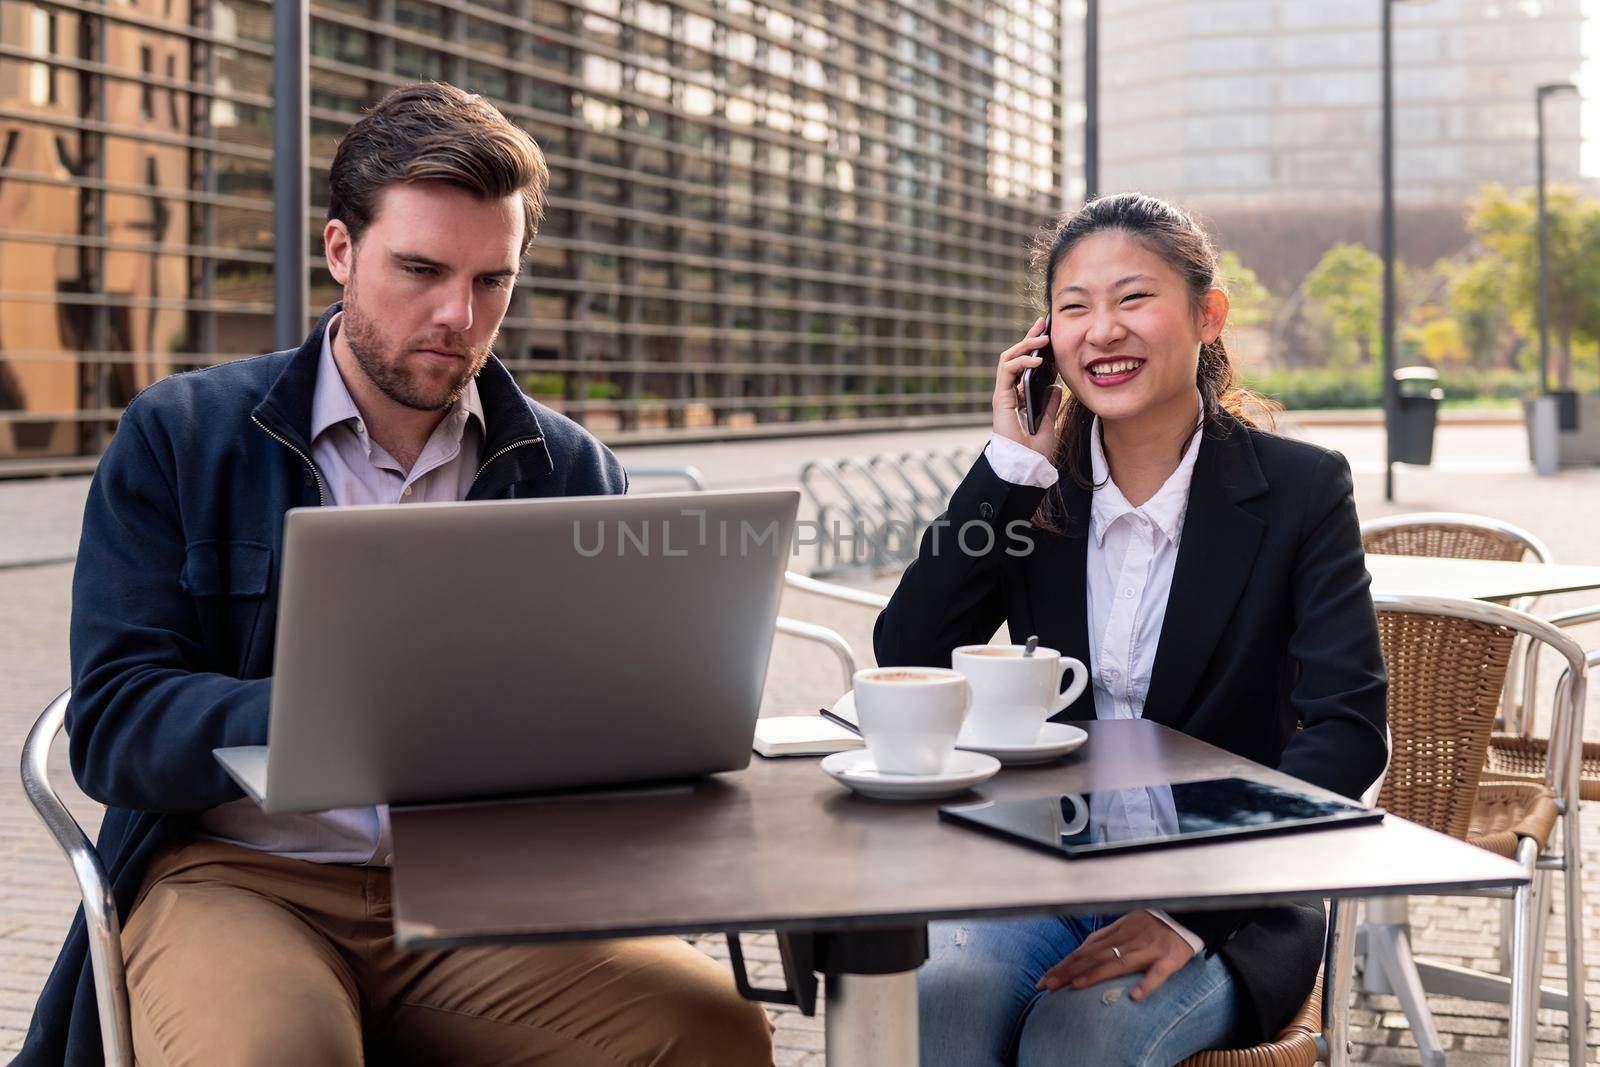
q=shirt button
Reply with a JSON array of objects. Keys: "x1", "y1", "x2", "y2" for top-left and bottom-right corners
[
  {"x1": 355, "y1": 421, "x2": 365, "y2": 435},
  {"x1": 403, "y1": 485, "x2": 414, "y2": 498},
  {"x1": 1121, "y1": 588, "x2": 1134, "y2": 599}
]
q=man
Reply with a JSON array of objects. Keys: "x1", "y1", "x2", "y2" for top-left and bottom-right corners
[{"x1": 17, "y1": 83, "x2": 773, "y2": 1067}]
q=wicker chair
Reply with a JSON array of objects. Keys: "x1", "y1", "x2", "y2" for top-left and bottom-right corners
[
  {"x1": 1360, "y1": 513, "x2": 1600, "y2": 810},
  {"x1": 1180, "y1": 977, "x2": 1324, "y2": 1067},
  {"x1": 1360, "y1": 512, "x2": 1552, "y2": 564},
  {"x1": 1355, "y1": 595, "x2": 1588, "y2": 1067},
  {"x1": 1361, "y1": 511, "x2": 1550, "y2": 728}
]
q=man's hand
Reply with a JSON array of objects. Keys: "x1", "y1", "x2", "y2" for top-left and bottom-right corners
[{"x1": 1035, "y1": 912, "x2": 1197, "y2": 1002}]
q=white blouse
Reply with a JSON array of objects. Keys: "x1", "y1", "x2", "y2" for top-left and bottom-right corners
[{"x1": 983, "y1": 415, "x2": 1207, "y2": 956}]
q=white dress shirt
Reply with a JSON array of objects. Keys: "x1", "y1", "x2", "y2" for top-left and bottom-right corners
[
  {"x1": 198, "y1": 313, "x2": 485, "y2": 865},
  {"x1": 983, "y1": 408, "x2": 1207, "y2": 956}
]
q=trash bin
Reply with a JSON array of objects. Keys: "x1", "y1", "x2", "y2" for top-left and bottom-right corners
[{"x1": 1393, "y1": 366, "x2": 1443, "y2": 465}]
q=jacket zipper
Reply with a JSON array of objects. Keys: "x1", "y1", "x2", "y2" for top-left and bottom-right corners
[
  {"x1": 470, "y1": 436, "x2": 544, "y2": 493},
  {"x1": 251, "y1": 414, "x2": 329, "y2": 507}
]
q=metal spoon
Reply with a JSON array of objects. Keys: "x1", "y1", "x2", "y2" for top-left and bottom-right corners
[{"x1": 1023, "y1": 635, "x2": 1039, "y2": 657}]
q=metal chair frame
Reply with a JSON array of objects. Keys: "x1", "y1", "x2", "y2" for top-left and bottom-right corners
[
  {"x1": 1355, "y1": 594, "x2": 1589, "y2": 1067},
  {"x1": 624, "y1": 465, "x2": 707, "y2": 493},
  {"x1": 21, "y1": 688, "x2": 134, "y2": 1067}
]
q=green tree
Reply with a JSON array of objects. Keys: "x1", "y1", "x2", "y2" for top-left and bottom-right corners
[
  {"x1": 1217, "y1": 250, "x2": 1275, "y2": 329},
  {"x1": 1301, "y1": 243, "x2": 1385, "y2": 370},
  {"x1": 1467, "y1": 183, "x2": 1600, "y2": 389},
  {"x1": 1440, "y1": 255, "x2": 1513, "y2": 370}
]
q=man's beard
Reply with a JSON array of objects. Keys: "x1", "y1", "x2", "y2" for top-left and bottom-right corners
[{"x1": 342, "y1": 282, "x2": 495, "y2": 413}]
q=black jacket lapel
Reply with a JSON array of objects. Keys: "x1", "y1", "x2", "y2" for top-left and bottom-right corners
[
  {"x1": 1142, "y1": 418, "x2": 1268, "y2": 729},
  {"x1": 1030, "y1": 476, "x2": 1098, "y2": 722}
]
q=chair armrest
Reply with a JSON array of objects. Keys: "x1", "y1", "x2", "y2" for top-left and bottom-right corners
[
  {"x1": 784, "y1": 570, "x2": 891, "y2": 611},
  {"x1": 1545, "y1": 604, "x2": 1600, "y2": 630},
  {"x1": 1515, "y1": 604, "x2": 1600, "y2": 736},
  {"x1": 20, "y1": 689, "x2": 134, "y2": 1067},
  {"x1": 775, "y1": 616, "x2": 860, "y2": 693}
]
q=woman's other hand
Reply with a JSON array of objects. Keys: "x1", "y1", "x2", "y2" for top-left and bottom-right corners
[
  {"x1": 992, "y1": 316, "x2": 1063, "y2": 458},
  {"x1": 1035, "y1": 911, "x2": 1197, "y2": 1001}
]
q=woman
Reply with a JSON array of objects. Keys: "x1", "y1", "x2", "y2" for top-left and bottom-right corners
[{"x1": 874, "y1": 193, "x2": 1388, "y2": 1066}]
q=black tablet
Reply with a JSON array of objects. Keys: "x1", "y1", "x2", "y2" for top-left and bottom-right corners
[{"x1": 939, "y1": 776, "x2": 1383, "y2": 859}]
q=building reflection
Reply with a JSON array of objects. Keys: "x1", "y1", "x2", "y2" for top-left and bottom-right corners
[{"x1": 0, "y1": 0, "x2": 1065, "y2": 468}]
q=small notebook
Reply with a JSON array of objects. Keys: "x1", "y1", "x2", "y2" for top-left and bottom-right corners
[{"x1": 752, "y1": 714, "x2": 865, "y2": 758}]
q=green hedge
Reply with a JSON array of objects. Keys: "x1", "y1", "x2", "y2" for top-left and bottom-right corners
[{"x1": 1242, "y1": 367, "x2": 1538, "y2": 410}]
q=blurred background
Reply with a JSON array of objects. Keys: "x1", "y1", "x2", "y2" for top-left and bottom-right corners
[{"x1": 0, "y1": 0, "x2": 1593, "y2": 474}]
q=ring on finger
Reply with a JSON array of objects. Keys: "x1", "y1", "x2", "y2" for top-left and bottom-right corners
[{"x1": 1111, "y1": 945, "x2": 1122, "y2": 960}]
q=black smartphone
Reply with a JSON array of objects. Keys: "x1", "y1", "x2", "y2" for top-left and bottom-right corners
[{"x1": 1021, "y1": 312, "x2": 1056, "y2": 435}]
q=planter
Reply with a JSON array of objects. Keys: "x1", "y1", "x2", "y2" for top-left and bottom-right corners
[{"x1": 1523, "y1": 394, "x2": 1600, "y2": 467}]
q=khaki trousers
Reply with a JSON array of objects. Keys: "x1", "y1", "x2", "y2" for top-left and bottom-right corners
[{"x1": 121, "y1": 839, "x2": 773, "y2": 1067}]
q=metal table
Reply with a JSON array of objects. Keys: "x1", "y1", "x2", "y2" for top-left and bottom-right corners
[
  {"x1": 390, "y1": 719, "x2": 1525, "y2": 1066},
  {"x1": 1368, "y1": 554, "x2": 1600, "y2": 602}
]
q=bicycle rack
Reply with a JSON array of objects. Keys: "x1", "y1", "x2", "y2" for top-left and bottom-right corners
[{"x1": 798, "y1": 447, "x2": 977, "y2": 577}]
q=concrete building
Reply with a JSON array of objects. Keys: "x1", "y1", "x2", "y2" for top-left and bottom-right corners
[{"x1": 1059, "y1": 0, "x2": 1588, "y2": 292}]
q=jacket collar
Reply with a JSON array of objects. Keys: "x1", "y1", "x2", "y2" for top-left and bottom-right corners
[
  {"x1": 1030, "y1": 412, "x2": 1269, "y2": 726},
  {"x1": 1087, "y1": 398, "x2": 1204, "y2": 548},
  {"x1": 251, "y1": 302, "x2": 554, "y2": 494}
]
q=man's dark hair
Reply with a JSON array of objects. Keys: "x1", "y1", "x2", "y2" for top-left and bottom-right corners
[{"x1": 328, "y1": 82, "x2": 549, "y2": 260}]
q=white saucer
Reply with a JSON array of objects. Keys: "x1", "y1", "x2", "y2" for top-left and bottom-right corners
[
  {"x1": 956, "y1": 722, "x2": 1089, "y2": 765},
  {"x1": 820, "y1": 748, "x2": 1001, "y2": 800}
]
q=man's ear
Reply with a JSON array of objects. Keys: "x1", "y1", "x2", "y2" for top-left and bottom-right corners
[
  {"x1": 324, "y1": 219, "x2": 354, "y2": 286},
  {"x1": 1198, "y1": 287, "x2": 1229, "y2": 345}
]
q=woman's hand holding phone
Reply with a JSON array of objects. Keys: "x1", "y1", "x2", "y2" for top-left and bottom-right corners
[{"x1": 992, "y1": 316, "x2": 1062, "y2": 459}]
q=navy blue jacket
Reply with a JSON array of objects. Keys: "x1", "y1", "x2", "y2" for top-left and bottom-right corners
[{"x1": 16, "y1": 304, "x2": 627, "y2": 1066}]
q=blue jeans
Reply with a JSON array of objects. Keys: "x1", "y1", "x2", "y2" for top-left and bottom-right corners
[{"x1": 920, "y1": 914, "x2": 1241, "y2": 1067}]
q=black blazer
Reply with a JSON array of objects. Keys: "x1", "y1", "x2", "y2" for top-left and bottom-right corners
[{"x1": 873, "y1": 413, "x2": 1388, "y2": 1044}]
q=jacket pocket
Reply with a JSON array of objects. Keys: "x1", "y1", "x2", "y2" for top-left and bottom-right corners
[
  {"x1": 180, "y1": 540, "x2": 272, "y2": 674},
  {"x1": 180, "y1": 540, "x2": 271, "y2": 597}
]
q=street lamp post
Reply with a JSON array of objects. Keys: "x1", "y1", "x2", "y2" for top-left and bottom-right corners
[
  {"x1": 1380, "y1": 0, "x2": 1397, "y2": 503},
  {"x1": 272, "y1": 0, "x2": 309, "y2": 351},
  {"x1": 1084, "y1": 0, "x2": 1098, "y2": 202},
  {"x1": 1536, "y1": 83, "x2": 1577, "y2": 397},
  {"x1": 1379, "y1": 0, "x2": 1429, "y2": 503}
]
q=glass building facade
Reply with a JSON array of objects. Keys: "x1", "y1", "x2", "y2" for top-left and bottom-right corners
[{"x1": 0, "y1": 0, "x2": 1067, "y2": 470}]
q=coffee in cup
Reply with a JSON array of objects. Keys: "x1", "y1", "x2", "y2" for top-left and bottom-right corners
[
  {"x1": 952, "y1": 645, "x2": 1088, "y2": 747},
  {"x1": 851, "y1": 666, "x2": 971, "y2": 775}
]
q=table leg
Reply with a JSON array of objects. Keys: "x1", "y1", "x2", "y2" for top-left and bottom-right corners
[
  {"x1": 825, "y1": 971, "x2": 918, "y2": 1066},
  {"x1": 815, "y1": 925, "x2": 928, "y2": 1067}
]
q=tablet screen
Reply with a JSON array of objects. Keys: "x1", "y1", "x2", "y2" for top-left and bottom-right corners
[{"x1": 939, "y1": 776, "x2": 1382, "y2": 858}]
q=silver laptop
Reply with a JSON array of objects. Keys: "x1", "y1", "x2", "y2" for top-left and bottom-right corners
[{"x1": 214, "y1": 488, "x2": 799, "y2": 813}]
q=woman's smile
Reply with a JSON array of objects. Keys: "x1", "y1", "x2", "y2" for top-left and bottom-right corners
[{"x1": 1084, "y1": 357, "x2": 1146, "y2": 387}]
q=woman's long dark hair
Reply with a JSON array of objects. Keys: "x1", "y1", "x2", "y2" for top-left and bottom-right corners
[{"x1": 1031, "y1": 193, "x2": 1277, "y2": 533}]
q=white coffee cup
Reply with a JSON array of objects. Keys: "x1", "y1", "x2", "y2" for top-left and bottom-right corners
[
  {"x1": 952, "y1": 645, "x2": 1089, "y2": 747},
  {"x1": 851, "y1": 666, "x2": 971, "y2": 775}
]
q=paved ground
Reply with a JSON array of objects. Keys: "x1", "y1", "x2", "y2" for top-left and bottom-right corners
[{"x1": 4, "y1": 419, "x2": 1600, "y2": 1064}]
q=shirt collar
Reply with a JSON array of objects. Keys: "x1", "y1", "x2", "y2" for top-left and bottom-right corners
[
  {"x1": 1088, "y1": 390, "x2": 1205, "y2": 548},
  {"x1": 310, "y1": 312, "x2": 485, "y2": 447}
]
